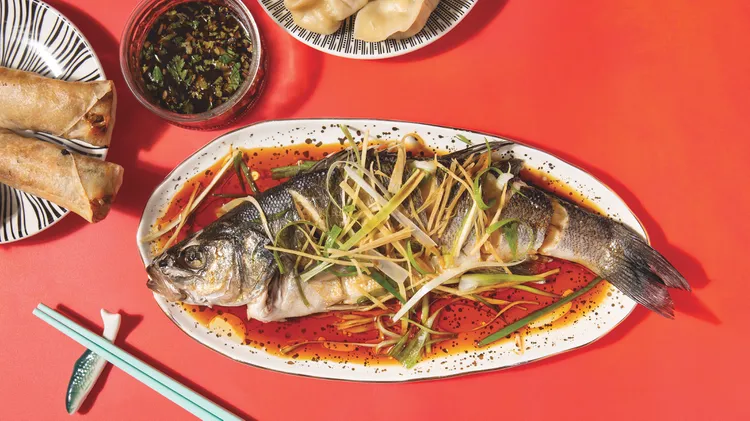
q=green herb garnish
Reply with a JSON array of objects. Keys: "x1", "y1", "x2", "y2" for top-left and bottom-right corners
[
  {"x1": 478, "y1": 277, "x2": 603, "y2": 347},
  {"x1": 227, "y1": 62, "x2": 241, "y2": 92},
  {"x1": 150, "y1": 66, "x2": 163, "y2": 84},
  {"x1": 324, "y1": 225, "x2": 342, "y2": 252},
  {"x1": 238, "y1": 156, "x2": 259, "y2": 194},
  {"x1": 370, "y1": 271, "x2": 406, "y2": 303},
  {"x1": 502, "y1": 221, "x2": 519, "y2": 258},
  {"x1": 167, "y1": 56, "x2": 187, "y2": 83},
  {"x1": 406, "y1": 241, "x2": 432, "y2": 276},
  {"x1": 270, "y1": 161, "x2": 317, "y2": 179}
]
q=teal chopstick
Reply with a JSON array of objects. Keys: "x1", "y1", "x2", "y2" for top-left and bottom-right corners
[{"x1": 33, "y1": 304, "x2": 242, "y2": 421}]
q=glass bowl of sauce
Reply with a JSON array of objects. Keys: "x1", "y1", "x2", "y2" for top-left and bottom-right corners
[{"x1": 120, "y1": 0, "x2": 265, "y2": 130}]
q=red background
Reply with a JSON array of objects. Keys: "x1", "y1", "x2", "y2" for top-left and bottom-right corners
[{"x1": 2, "y1": 1, "x2": 749, "y2": 419}]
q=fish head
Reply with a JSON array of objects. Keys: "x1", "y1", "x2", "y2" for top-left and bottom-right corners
[{"x1": 146, "y1": 225, "x2": 277, "y2": 306}]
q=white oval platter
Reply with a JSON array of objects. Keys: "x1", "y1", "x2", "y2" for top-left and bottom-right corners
[{"x1": 137, "y1": 118, "x2": 639, "y2": 382}]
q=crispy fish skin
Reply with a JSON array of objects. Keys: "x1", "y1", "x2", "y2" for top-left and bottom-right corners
[{"x1": 146, "y1": 142, "x2": 689, "y2": 321}]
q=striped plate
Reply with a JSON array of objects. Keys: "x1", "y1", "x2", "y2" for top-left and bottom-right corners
[
  {"x1": 258, "y1": 0, "x2": 478, "y2": 59},
  {"x1": 0, "y1": 0, "x2": 106, "y2": 243}
]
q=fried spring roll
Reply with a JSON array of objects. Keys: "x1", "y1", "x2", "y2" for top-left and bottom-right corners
[
  {"x1": 0, "y1": 130, "x2": 123, "y2": 222},
  {"x1": 0, "y1": 67, "x2": 116, "y2": 147}
]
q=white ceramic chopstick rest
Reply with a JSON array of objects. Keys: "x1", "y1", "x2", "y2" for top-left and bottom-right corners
[{"x1": 65, "y1": 309, "x2": 121, "y2": 414}]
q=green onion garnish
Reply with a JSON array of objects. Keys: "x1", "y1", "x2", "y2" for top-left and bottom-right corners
[
  {"x1": 272, "y1": 220, "x2": 317, "y2": 275},
  {"x1": 233, "y1": 153, "x2": 246, "y2": 193},
  {"x1": 502, "y1": 221, "x2": 519, "y2": 258},
  {"x1": 391, "y1": 328, "x2": 429, "y2": 369},
  {"x1": 388, "y1": 333, "x2": 410, "y2": 359},
  {"x1": 406, "y1": 241, "x2": 432, "y2": 276},
  {"x1": 294, "y1": 276, "x2": 310, "y2": 307},
  {"x1": 270, "y1": 160, "x2": 317, "y2": 180},
  {"x1": 339, "y1": 124, "x2": 362, "y2": 168},
  {"x1": 324, "y1": 225, "x2": 342, "y2": 252},
  {"x1": 454, "y1": 134, "x2": 473, "y2": 145},
  {"x1": 211, "y1": 193, "x2": 249, "y2": 198},
  {"x1": 370, "y1": 271, "x2": 406, "y2": 303},
  {"x1": 327, "y1": 266, "x2": 358, "y2": 277},
  {"x1": 487, "y1": 218, "x2": 520, "y2": 234},
  {"x1": 239, "y1": 157, "x2": 259, "y2": 194},
  {"x1": 509, "y1": 284, "x2": 559, "y2": 298},
  {"x1": 472, "y1": 294, "x2": 501, "y2": 313},
  {"x1": 472, "y1": 167, "x2": 503, "y2": 210},
  {"x1": 460, "y1": 272, "x2": 547, "y2": 287},
  {"x1": 390, "y1": 308, "x2": 446, "y2": 368},
  {"x1": 478, "y1": 277, "x2": 603, "y2": 347},
  {"x1": 340, "y1": 170, "x2": 424, "y2": 250}
]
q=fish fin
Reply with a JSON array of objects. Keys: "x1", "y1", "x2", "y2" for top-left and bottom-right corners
[
  {"x1": 607, "y1": 269, "x2": 676, "y2": 318},
  {"x1": 440, "y1": 140, "x2": 512, "y2": 163},
  {"x1": 605, "y1": 223, "x2": 690, "y2": 318},
  {"x1": 490, "y1": 158, "x2": 524, "y2": 177},
  {"x1": 614, "y1": 223, "x2": 691, "y2": 291},
  {"x1": 311, "y1": 140, "x2": 513, "y2": 172}
]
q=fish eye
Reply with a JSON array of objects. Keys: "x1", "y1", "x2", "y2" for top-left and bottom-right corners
[{"x1": 180, "y1": 246, "x2": 206, "y2": 270}]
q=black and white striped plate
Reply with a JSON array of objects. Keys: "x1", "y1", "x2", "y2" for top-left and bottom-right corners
[
  {"x1": 0, "y1": 0, "x2": 106, "y2": 243},
  {"x1": 258, "y1": 0, "x2": 477, "y2": 59}
]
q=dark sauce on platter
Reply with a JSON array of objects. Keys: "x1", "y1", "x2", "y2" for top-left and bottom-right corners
[
  {"x1": 140, "y1": 2, "x2": 253, "y2": 114},
  {"x1": 154, "y1": 142, "x2": 611, "y2": 366}
]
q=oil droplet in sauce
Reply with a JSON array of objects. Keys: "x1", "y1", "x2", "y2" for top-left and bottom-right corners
[{"x1": 155, "y1": 142, "x2": 611, "y2": 366}]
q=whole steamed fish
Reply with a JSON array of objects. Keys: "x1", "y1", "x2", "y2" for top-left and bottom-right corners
[{"x1": 146, "y1": 142, "x2": 689, "y2": 322}]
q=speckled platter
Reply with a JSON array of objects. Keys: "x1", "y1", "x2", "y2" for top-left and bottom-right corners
[
  {"x1": 137, "y1": 118, "x2": 639, "y2": 382},
  {"x1": 257, "y1": 0, "x2": 478, "y2": 59}
]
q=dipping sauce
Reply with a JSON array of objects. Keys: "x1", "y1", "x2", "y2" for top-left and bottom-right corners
[{"x1": 140, "y1": 2, "x2": 253, "y2": 114}]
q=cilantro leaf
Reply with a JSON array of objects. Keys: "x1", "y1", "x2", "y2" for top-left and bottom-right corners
[
  {"x1": 218, "y1": 49, "x2": 237, "y2": 64},
  {"x1": 167, "y1": 56, "x2": 186, "y2": 83},
  {"x1": 150, "y1": 66, "x2": 163, "y2": 84},
  {"x1": 227, "y1": 62, "x2": 241, "y2": 92}
]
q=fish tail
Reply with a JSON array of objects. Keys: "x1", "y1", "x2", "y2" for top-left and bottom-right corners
[
  {"x1": 542, "y1": 199, "x2": 690, "y2": 318},
  {"x1": 603, "y1": 223, "x2": 689, "y2": 318},
  {"x1": 613, "y1": 222, "x2": 691, "y2": 291}
]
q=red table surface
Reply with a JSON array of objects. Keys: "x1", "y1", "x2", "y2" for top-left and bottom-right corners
[{"x1": 2, "y1": 0, "x2": 749, "y2": 419}]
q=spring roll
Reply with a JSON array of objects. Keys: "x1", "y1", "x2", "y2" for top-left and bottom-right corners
[
  {"x1": 0, "y1": 67, "x2": 116, "y2": 147},
  {"x1": 0, "y1": 130, "x2": 123, "y2": 223}
]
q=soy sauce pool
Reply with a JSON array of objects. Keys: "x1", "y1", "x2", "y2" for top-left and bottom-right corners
[{"x1": 153, "y1": 142, "x2": 611, "y2": 366}]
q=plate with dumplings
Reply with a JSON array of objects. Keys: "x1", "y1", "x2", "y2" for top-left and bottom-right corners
[{"x1": 259, "y1": 0, "x2": 478, "y2": 59}]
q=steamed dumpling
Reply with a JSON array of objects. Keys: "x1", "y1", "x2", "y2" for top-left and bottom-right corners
[
  {"x1": 353, "y1": 0, "x2": 440, "y2": 42},
  {"x1": 327, "y1": 0, "x2": 371, "y2": 20},
  {"x1": 285, "y1": 0, "x2": 370, "y2": 35}
]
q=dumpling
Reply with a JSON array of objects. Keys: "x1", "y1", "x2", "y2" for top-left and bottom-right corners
[
  {"x1": 285, "y1": 0, "x2": 340, "y2": 34},
  {"x1": 326, "y1": 0, "x2": 371, "y2": 20},
  {"x1": 285, "y1": 0, "x2": 370, "y2": 35},
  {"x1": 353, "y1": 0, "x2": 440, "y2": 42}
]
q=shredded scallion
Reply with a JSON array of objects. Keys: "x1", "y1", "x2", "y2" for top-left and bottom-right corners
[{"x1": 478, "y1": 277, "x2": 603, "y2": 346}]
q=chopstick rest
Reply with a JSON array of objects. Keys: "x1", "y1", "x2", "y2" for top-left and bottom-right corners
[
  {"x1": 33, "y1": 303, "x2": 242, "y2": 421},
  {"x1": 66, "y1": 309, "x2": 121, "y2": 414}
]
